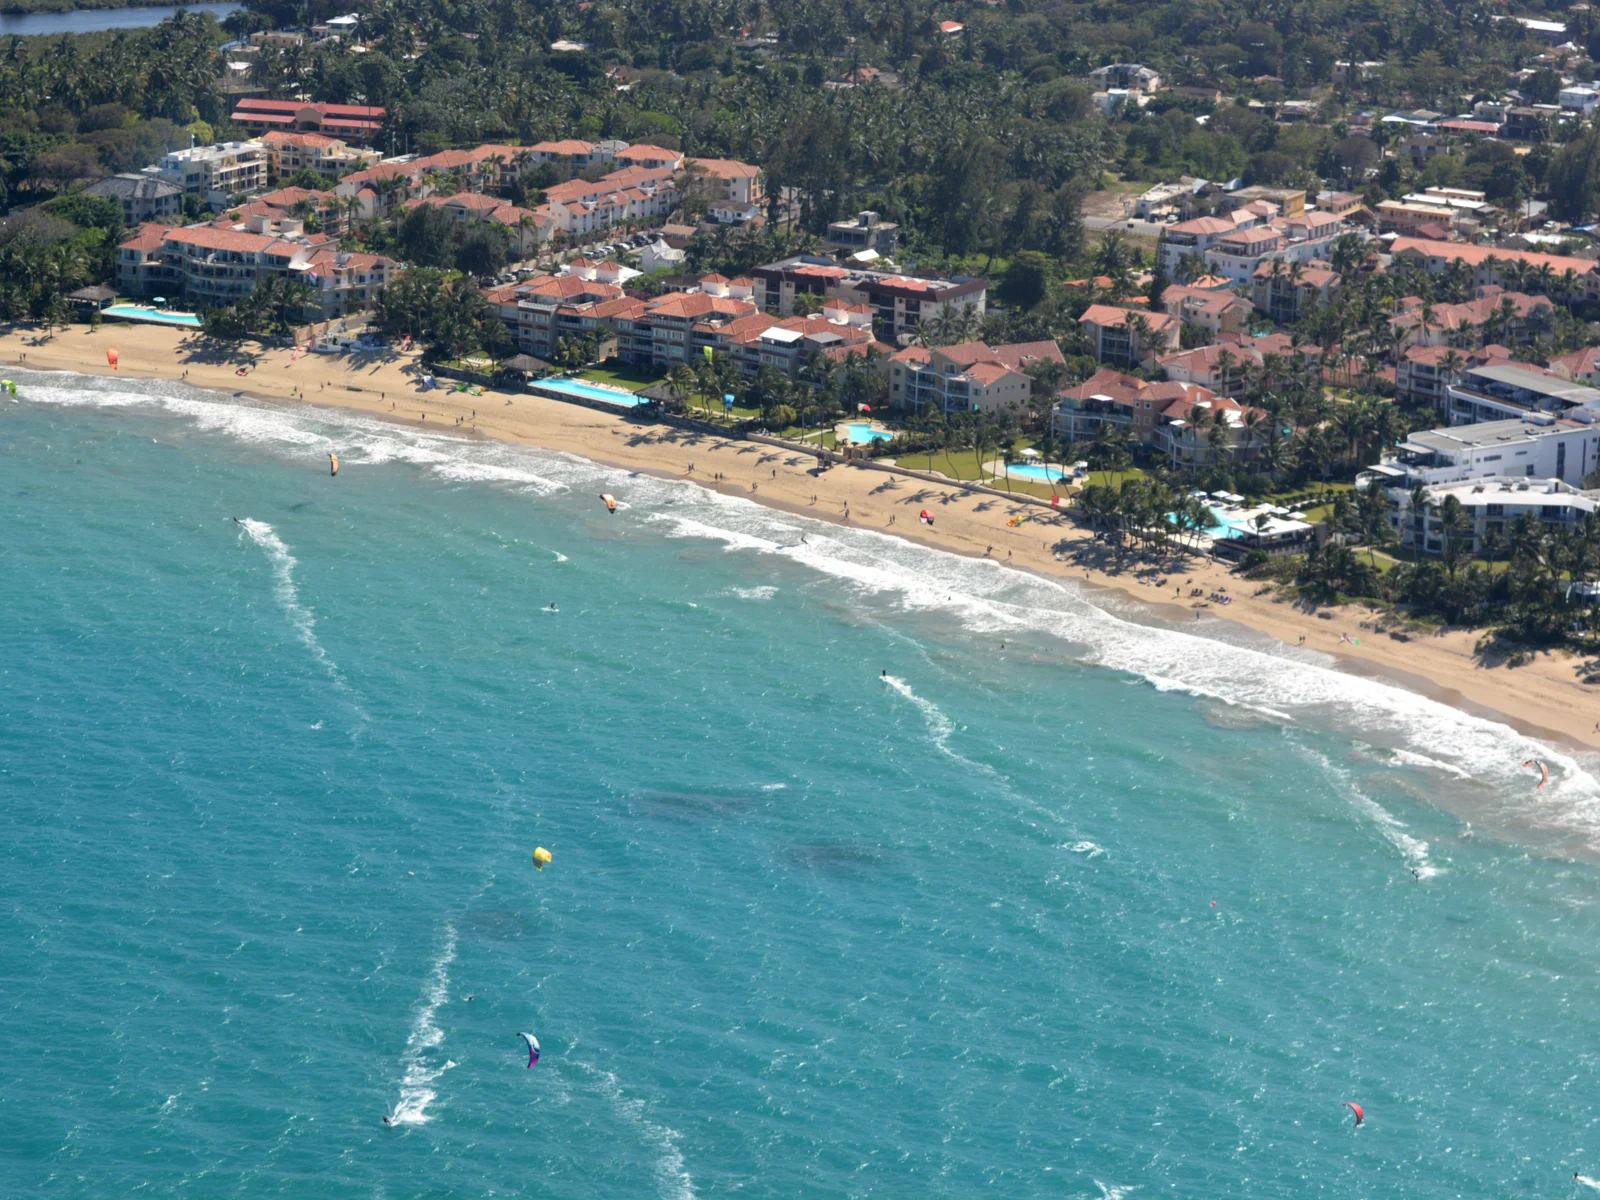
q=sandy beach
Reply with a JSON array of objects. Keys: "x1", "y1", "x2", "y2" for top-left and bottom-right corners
[{"x1": 7, "y1": 318, "x2": 1600, "y2": 750}]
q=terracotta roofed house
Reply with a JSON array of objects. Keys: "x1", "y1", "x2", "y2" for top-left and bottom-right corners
[
  {"x1": 613, "y1": 144, "x2": 685, "y2": 170},
  {"x1": 1078, "y1": 304, "x2": 1181, "y2": 366}
]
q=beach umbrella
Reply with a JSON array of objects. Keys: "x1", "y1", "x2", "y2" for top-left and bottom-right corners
[
  {"x1": 1211, "y1": 490, "x2": 1232, "y2": 500},
  {"x1": 1020, "y1": 448, "x2": 1040, "y2": 458}
]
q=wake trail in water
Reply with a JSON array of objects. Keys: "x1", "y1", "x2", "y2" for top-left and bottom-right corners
[
  {"x1": 1294, "y1": 741, "x2": 1441, "y2": 878},
  {"x1": 392, "y1": 926, "x2": 458, "y2": 1125},
  {"x1": 237, "y1": 518, "x2": 368, "y2": 727},
  {"x1": 574, "y1": 1063, "x2": 697, "y2": 1200},
  {"x1": 882, "y1": 675, "x2": 1000, "y2": 779}
]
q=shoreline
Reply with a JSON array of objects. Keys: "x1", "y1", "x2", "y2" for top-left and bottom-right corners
[{"x1": 6, "y1": 319, "x2": 1600, "y2": 753}]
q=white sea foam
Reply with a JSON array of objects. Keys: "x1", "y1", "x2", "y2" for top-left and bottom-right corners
[
  {"x1": 761, "y1": 783, "x2": 787, "y2": 790},
  {"x1": 1094, "y1": 1182, "x2": 1141, "y2": 1200},
  {"x1": 29, "y1": 371, "x2": 1600, "y2": 848},
  {"x1": 1386, "y1": 748, "x2": 1474, "y2": 780},
  {"x1": 577, "y1": 1065, "x2": 696, "y2": 1200},
  {"x1": 1066, "y1": 841, "x2": 1107, "y2": 858},
  {"x1": 1576, "y1": 1174, "x2": 1600, "y2": 1191},
  {"x1": 644, "y1": 485, "x2": 1600, "y2": 850},
  {"x1": 392, "y1": 926, "x2": 458, "y2": 1125},
  {"x1": 725, "y1": 585, "x2": 778, "y2": 600}
]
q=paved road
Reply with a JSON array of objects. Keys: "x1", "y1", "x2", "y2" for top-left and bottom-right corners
[{"x1": 1085, "y1": 215, "x2": 1170, "y2": 238}]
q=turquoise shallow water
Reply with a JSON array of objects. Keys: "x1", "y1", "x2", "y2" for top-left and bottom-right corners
[{"x1": 8, "y1": 374, "x2": 1600, "y2": 1198}]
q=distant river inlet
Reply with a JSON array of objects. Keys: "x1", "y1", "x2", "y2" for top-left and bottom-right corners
[{"x1": 0, "y1": 1, "x2": 238, "y2": 36}]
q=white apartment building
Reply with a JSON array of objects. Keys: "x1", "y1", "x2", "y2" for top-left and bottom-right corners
[
  {"x1": 1444, "y1": 362, "x2": 1600, "y2": 426},
  {"x1": 154, "y1": 141, "x2": 267, "y2": 205},
  {"x1": 1361, "y1": 416, "x2": 1600, "y2": 492},
  {"x1": 1388, "y1": 477, "x2": 1600, "y2": 554},
  {"x1": 1561, "y1": 86, "x2": 1600, "y2": 115}
]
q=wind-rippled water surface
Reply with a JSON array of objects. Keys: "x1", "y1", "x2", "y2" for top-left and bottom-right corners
[{"x1": 5, "y1": 374, "x2": 1600, "y2": 1199}]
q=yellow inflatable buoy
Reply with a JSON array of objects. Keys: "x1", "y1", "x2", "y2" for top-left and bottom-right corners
[{"x1": 532, "y1": 847, "x2": 553, "y2": 870}]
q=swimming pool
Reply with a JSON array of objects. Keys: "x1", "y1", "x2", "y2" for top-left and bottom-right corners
[
  {"x1": 1167, "y1": 505, "x2": 1252, "y2": 539},
  {"x1": 843, "y1": 422, "x2": 893, "y2": 444},
  {"x1": 1001, "y1": 461, "x2": 1073, "y2": 483},
  {"x1": 102, "y1": 305, "x2": 203, "y2": 328},
  {"x1": 532, "y1": 377, "x2": 649, "y2": 407}
]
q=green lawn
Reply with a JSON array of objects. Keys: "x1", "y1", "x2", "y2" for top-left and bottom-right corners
[{"x1": 578, "y1": 363, "x2": 664, "y2": 392}]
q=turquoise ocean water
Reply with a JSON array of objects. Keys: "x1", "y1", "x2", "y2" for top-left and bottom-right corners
[{"x1": 7, "y1": 373, "x2": 1600, "y2": 1198}]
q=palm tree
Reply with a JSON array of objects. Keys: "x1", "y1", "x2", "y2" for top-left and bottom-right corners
[{"x1": 666, "y1": 362, "x2": 696, "y2": 413}]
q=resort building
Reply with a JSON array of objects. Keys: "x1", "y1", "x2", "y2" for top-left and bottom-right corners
[
  {"x1": 1161, "y1": 216, "x2": 1251, "y2": 276},
  {"x1": 1362, "y1": 417, "x2": 1600, "y2": 491},
  {"x1": 300, "y1": 246, "x2": 401, "y2": 318},
  {"x1": 1088, "y1": 63, "x2": 1161, "y2": 92},
  {"x1": 523, "y1": 139, "x2": 626, "y2": 175},
  {"x1": 1153, "y1": 392, "x2": 1270, "y2": 466},
  {"x1": 1161, "y1": 285, "x2": 1255, "y2": 338},
  {"x1": 1250, "y1": 261, "x2": 1341, "y2": 323},
  {"x1": 1444, "y1": 361, "x2": 1600, "y2": 426},
  {"x1": 159, "y1": 224, "x2": 311, "y2": 306},
  {"x1": 1077, "y1": 304, "x2": 1181, "y2": 367},
  {"x1": 540, "y1": 165, "x2": 680, "y2": 236},
  {"x1": 612, "y1": 144, "x2": 686, "y2": 171},
  {"x1": 1053, "y1": 369, "x2": 1213, "y2": 444},
  {"x1": 116, "y1": 223, "x2": 180, "y2": 296},
  {"x1": 153, "y1": 141, "x2": 267, "y2": 205},
  {"x1": 85, "y1": 174, "x2": 183, "y2": 225},
  {"x1": 1395, "y1": 344, "x2": 1517, "y2": 411},
  {"x1": 260, "y1": 132, "x2": 373, "y2": 183},
  {"x1": 887, "y1": 340, "x2": 1064, "y2": 415},
  {"x1": 1385, "y1": 477, "x2": 1600, "y2": 555},
  {"x1": 750, "y1": 256, "x2": 987, "y2": 344},
  {"x1": 824, "y1": 211, "x2": 899, "y2": 256},
  {"x1": 1388, "y1": 239, "x2": 1597, "y2": 293},
  {"x1": 485, "y1": 273, "x2": 630, "y2": 359},
  {"x1": 1389, "y1": 289, "x2": 1555, "y2": 350},
  {"x1": 230, "y1": 99, "x2": 386, "y2": 145},
  {"x1": 1051, "y1": 369, "x2": 1266, "y2": 464},
  {"x1": 683, "y1": 157, "x2": 763, "y2": 209}
]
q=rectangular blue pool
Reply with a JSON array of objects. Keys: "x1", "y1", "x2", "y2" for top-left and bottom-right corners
[
  {"x1": 532, "y1": 377, "x2": 649, "y2": 407},
  {"x1": 103, "y1": 305, "x2": 203, "y2": 328},
  {"x1": 1002, "y1": 462, "x2": 1072, "y2": 483},
  {"x1": 843, "y1": 422, "x2": 893, "y2": 444}
]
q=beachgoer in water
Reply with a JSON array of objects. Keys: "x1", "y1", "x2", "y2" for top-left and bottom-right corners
[
  {"x1": 548, "y1": 603, "x2": 558, "y2": 611},
  {"x1": 382, "y1": 1115, "x2": 393, "y2": 1126}
]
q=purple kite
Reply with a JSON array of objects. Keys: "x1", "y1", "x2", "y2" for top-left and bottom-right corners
[{"x1": 519, "y1": 1032, "x2": 541, "y2": 1068}]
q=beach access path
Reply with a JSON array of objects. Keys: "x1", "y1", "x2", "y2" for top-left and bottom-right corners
[{"x1": 6, "y1": 319, "x2": 1599, "y2": 750}]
